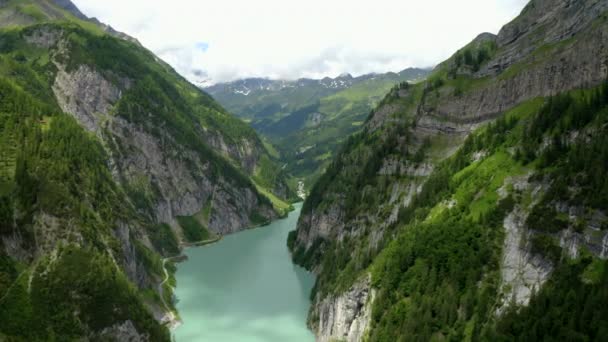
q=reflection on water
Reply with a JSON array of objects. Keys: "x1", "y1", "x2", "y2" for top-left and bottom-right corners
[{"x1": 173, "y1": 203, "x2": 315, "y2": 342}]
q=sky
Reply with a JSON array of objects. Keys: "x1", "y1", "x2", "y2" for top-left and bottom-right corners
[{"x1": 73, "y1": 0, "x2": 528, "y2": 85}]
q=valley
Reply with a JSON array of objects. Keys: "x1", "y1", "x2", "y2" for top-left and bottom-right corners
[
  {"x1": 207, "y1": 69, "x2": 430, "y2": 189},
  {"x1": 0, "y1": 0, "x2": 607, "y2": 341}
]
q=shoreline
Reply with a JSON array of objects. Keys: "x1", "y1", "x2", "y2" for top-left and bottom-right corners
[
  {"x1": 161, "y1": 207, "x2": 303, "y2": 332},
  {"x1": 158, "y1": 236, "x2": 224, "y2": 331}
]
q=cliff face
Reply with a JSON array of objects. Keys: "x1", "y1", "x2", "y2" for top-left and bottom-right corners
[
  {"x1": 291, "y1": 0, "x2": 608, "y2": 340},
  {"x1": 312, "y1": 277, "x2": 375, "y2": 342},
  {"x1": 421, "y1": 0, "x2": 608, "y2": 134},
  {"x1": 50, "y1": 59, "x2": 275, "y2": 232},
  {"x1": 38, "y1": 21, "x2": 285, "y2": 230}
]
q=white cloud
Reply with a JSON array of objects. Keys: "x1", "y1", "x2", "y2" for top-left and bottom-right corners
[{"x1": 72, "y1": 0, "x2": 528, "y2": 84}]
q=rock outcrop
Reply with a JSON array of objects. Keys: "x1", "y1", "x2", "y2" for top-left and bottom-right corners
[
  {"x1": 53, "y1": 64, "x2": 123, "y2": 134},
  {"x1": 96, "y1": 320, "x2": 147, "y2": 342},
  {"x1": 313, "y1": 277, "x2": 375, "y2": 342},
  {"x1": 498, "y1": 208, "x2": 553, "y2": 313}
]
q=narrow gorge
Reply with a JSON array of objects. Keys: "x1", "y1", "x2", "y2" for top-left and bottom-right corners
[{"x1": 1, "y1": 0, "x2": 607, "y2": 341}]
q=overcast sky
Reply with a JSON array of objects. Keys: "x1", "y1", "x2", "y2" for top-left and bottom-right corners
[{"x1": 73, "y1": 0, "x2": 528, "y2": 85}]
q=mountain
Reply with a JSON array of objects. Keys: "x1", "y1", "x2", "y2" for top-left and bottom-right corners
[
  {"x1": 289, "y1": 0, "x2": 608, "y2": 340},
  {"x1": 207, "y1": 68, "x2": 430, "y2": 187},
  {"x1": 0, "y1": 0, "x2": 293, "y2": 340}
]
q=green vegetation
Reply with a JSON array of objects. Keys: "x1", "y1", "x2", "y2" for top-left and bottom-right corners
[
  {"x1": 492, "y1": 256, "x2": 608, "y2": 341},
  {"x1": 516, "y1": 85, "x2": 608, "y2": 209},
  {"x1": 176, "y1": 215, "x2": 211, "y2": 242},
  {"x1": 0, "y1": 245, "x2": 168, "y2": 341},
  {"x1": 147, "y1": 223, "x2": 180, "y2": 256},
  {"x1": 209, "y1": 70, "x2": 430, "y2": 188},
  {"x1": 281, "y1": 75, "x2": 426, "y2": 185},
  {"x1": 16, "y1": 4, "x2": 48, "y2": 21},
  {"x1": 294, "y1": 77, "x2": 608, "y2": 340},
  {"x1": 252, "y1": 156, "x2": 292, "y2": 209},
  {"x1": 0, "y1": 73, "x2": 169, "y2": 337},
  {"x1": 0, "y1": 1, "x2": 289, "y2": 338},
  {"x1": 451, "y1": 39, "x2": 497, "y2": 73},
  {"x1": 254, "y1": 182, "x2": 293, "y2": 216}
]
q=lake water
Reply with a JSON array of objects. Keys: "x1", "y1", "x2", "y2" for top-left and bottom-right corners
[{"x1": 173, "y1": 203, "x2": 315, "y2": 342}]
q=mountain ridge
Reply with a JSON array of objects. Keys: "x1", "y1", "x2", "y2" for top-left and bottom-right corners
[
  {"x1": 206, "y1": 67, "x2": 430, "y2": 97},
  {"x1": 289, "y1": 0, "x2": 608, "y2": 340},
  {"x1": 207, "y1": 67, "x2": 431, "y2": 188}
]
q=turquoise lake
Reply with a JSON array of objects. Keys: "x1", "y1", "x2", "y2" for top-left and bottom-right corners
[{"x1": 173, "y1": 203, "x2": 315, "y2": 341}]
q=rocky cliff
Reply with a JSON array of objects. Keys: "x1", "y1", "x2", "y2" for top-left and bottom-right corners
[
  {"x1": 50, "y1": 58, "x2": 276, "y2": 232},
  {"x1": 291, "y1": 0, "x2": 608, "y2": 340},
  {"x1": 311, "y1": 276, "x2": 375, "y2": 342}
]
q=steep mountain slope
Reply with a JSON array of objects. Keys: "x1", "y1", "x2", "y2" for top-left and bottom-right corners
[
  {"x1": 0, "y1": 1, "x2": 291, "y2": 340},
  {"x1": 289, "y1": 0, "x2": 608, "y2": 340},
  {"x1": 208, "y1": 69, "x2": 430, "y2": 188},
  {"x1": 206, "y1": 69, "x2": 428, "y2": 129}
]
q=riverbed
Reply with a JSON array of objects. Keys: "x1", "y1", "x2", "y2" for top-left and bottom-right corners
[{"x1": 173, "y1": 203, "x2": 315, "y2": 341}]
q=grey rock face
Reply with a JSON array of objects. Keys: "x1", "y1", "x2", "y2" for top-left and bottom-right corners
[
  {"x1": 53, "y1": 64, "x2": 123, "y2": 134},
  {"x1": 424, "y1": 0, "x2": 608, "y2": 132},
  {"x1": 379, "y1": 159, "x2": 434, "y2": 177},
  {"x1": 313, "y1": 276, "x2": 375, "y2": 342},
  {"x1": 114, "y1": 222, "x2": 150, "y2": 288},
  {"x1": 49, "y1": 37, "x2": 274, "y2": 235},
  {"x1": 106, "y1": 110, "x2": 275, "y2": 234},
  {"x1": 24, "y1": 27, "x2": 60, "y2": 48},
  {"x1": 310, "y1": 112, "x2": 324, "y2": 127},
  {"x1": 108, "y1": 116, "x2": 208, "y2": 221},
  {"x1": 204, "y1": 132, "x2": 259, "y2": 175},
  {"x1": 45, "y1": 33, "x2": 278, "y2": 332},
  {"x1": 555, "y1": 206, "x2": 608, "y2": 259},
  {"x1": 96, "y1": 320, "x2": 147, "y2": 342},
  {"x1": 496, "y1": 0, "x2": 608, "y2": 56},
  {"x1": 498, "y1": 208, "x2": 553, "y2": 313},
  {"x1": 367, "y1": 103, "x2": 401, "y2": 132},
  {"x1": 297, "y1": 203, "x2": 344, "y2": 250}
]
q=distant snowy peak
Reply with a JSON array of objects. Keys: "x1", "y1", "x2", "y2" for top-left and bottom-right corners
[
  {"x1": 206, "y1": 74, "x2": 356, "y2": 96},
  {"x1": 204, "y1": 78, "x2": 289, "y2": 96},
  {"x1": 319, "y1": 73, "x2": 355, "y2": 89},
  {"x1": 204, "y1": 68, "x2": 431, "y2": 96},
  {"x1": 234, "y1": 88, "x2": 251, "y2": 96}
]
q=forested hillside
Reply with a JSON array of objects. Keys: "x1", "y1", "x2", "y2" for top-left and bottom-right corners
[
  {"x1": 208, "y1": 69, "x2": 429, "y2": 188},
  {"x1": 289, "y1": 0, "x2": 608, "y2": 340},
  {"x1": 0, "y1": 0, "x2": 292, "y2": 340}
]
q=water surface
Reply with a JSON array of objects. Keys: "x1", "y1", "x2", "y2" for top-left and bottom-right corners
[{"x1": 173, "y1": 203, "x2": 315, "y2": 341}]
